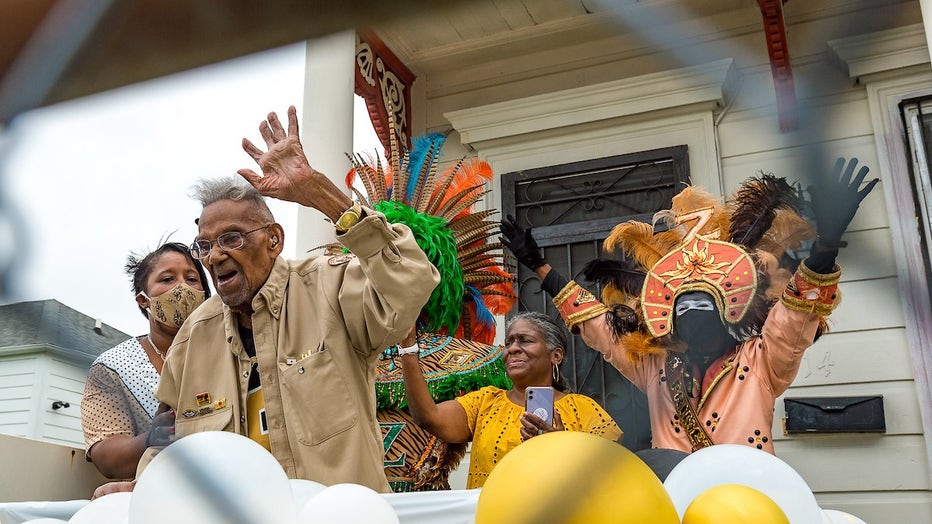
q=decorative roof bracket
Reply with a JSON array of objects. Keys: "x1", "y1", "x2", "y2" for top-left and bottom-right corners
[
  {"x1": 355, "y1": 30, "x2": 416, "y2": 154},
  {"x1": 758, "y1": 0, "x2": 798, "y2": 132}
]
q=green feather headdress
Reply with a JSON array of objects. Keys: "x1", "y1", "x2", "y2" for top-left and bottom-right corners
[{"x1": 345, "y1": 131, "x2": 516, "y2": 343}]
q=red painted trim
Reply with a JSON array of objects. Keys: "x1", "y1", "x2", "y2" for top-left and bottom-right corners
[
  {"x1": 354, "y1": 31, "x2": 415, "y2": 154},
  {"x1": 758, "y1": 0, "x2": 797, "y2": 132}
]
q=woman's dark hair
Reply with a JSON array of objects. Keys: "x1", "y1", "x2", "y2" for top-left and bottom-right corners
[
  {"x1": 506, "y1": 311, "x2": 570, "y2": 392},
  {"x1": 126, "y1": 242, "x2": 210, "y2": 319}
]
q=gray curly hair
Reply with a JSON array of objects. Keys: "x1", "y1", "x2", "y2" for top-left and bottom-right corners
[
  {"x1": 506, "y1": 311, "x2": 568, "y2": 353},
  {"x1": 190, "y1": 177, "x2": 274, "y2": 224}
]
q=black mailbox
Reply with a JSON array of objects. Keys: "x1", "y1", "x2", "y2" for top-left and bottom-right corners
[{"x1": 783, "y1": 396, "x2": 885, "y2": 433}]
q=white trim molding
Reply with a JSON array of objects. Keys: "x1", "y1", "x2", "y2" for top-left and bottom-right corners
[
  {"x1": 445, "y1": 58, "x2": 737, "y2": 145},
  {"x1": 444, "y1": 58, "x2": 738, "y2": 198},
  {"x1": 833, "y1": 24, "x2": 932, "y2": 480},
  {"x1": 828, "y1": 23, "x2": 931, "y2": 84}
]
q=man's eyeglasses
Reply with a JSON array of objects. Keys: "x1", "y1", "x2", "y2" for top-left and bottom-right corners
[{"x1": 190, "y1": 225, "x2": 272, "y2": 260}]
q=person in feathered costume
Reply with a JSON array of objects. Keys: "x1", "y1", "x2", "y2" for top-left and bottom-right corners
[
  {"x1": 348, "y1": 128, "x2": 620, "y2": 490},
  {"x1": 345, "y1": 131, "x2": 516, "y2": 344},
  {"x1": 500, "y1": 157, "x2": 877, "y2": 455},
  {"x1": 343, "y1": 128, "x2": 519, "y2": 490}
]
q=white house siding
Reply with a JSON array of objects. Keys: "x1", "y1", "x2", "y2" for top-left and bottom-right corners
[
  {"x1": 39, "y1": 357, "x2": 90, "y2": 447},
  {"x1": 395, "y1": 0, "x2": 931, "y2": 520},
  {"x1": 0, "y1": 353, "x2": 90, "y2": 448},
  {"x1": 716, "y1": 17, "x2": 932, "y2": 522},
  {"x1": 0, "y1": 355, "x2": 40, "y2": 439}
]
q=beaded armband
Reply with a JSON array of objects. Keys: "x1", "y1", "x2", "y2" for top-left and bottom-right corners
[
  {"x1": 552, "y1": 280, "x2": 609, "y2": 333},
  {"x1": 781, "y1": 260, "x2": 841, "y2": 316}
]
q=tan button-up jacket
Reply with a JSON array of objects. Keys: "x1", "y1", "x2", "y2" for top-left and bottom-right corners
[{"x1": 154, "y1": 211, "x2": 439, "y2": 492}]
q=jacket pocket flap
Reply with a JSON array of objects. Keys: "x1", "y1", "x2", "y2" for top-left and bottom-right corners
[{"x1": 176, "y1": 406, "x2": 234, "y2": 437}]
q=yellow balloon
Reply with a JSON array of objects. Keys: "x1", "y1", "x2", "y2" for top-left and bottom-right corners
[
  {"x1": 475, "y1": 431, "x2": 679, "y2": 524},
  {"x1": 683, "y1": 484, "x2": 790, "y2": 524}
]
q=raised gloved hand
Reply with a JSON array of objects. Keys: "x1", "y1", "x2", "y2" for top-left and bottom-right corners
[
  {"x1": 806, "y1": 157, "x2": 878, "y2": 272},
  {"x1": 808, "y1": 157, "x2": 878, "y2": 245},
  {"x1": 499, "y1": 214, "x2": 546, "y2": 271},
  {"x1": 499, "y1": 214, "x2": 571, "y2": 297}
]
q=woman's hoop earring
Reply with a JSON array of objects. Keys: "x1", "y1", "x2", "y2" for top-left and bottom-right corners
[{"x1": 552, "y1": 363, "x2": 561, "y2": 384}]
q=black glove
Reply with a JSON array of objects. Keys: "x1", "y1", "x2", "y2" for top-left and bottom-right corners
[
  {"x1": 499, "y1": 214, "x2": 546, "y2": 271},
  {"x1": 806, "y1": 157, "x2": 878, "y2": 273},
  {"x1": 540, "y1": 269, "x2": 569, "y2": 298}
]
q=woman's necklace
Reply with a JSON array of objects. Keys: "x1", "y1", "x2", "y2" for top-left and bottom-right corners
[{"x1": 145, "y1": 334, "x2": 167, "y2": 361}]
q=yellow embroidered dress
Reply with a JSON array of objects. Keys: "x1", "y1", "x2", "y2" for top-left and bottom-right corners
[{"x1": 455, "y1": 386, "x2": 621, "y2": 488}]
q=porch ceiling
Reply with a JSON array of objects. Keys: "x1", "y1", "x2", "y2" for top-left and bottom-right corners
[
  {"x1": 0, "y1": 0, "x2": 475, "y2": 124},
  {"x1": 1, "y1": 0, "x2": 890, "y2": 124},
  {"x1": 371, "y1": 0, "x2": 757, "y2": 75}
]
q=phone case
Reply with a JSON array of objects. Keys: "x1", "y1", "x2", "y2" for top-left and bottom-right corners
[{"x1": 525, "y1": 387, "x2": 554, "y2": 425}]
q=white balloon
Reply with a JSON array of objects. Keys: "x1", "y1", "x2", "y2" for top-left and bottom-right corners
[
  {"x1": 129, "y1": 431, "x2": 295, "y2": 524},
  {"x1": 663, "y1": 444, "x2": 822, "y2": 524},
  {"x1": 297, "y1": 483, "x2": 399, "y2": 524},
  {"x1": 290, "y1": 478, "x2": 327, "y2": 515},
  {"x1": 822, "y1": 509, "x2": 868, "y2": 523},
  {"x1": 68, "y1": 491, "x2": 131, "y2": 524}
]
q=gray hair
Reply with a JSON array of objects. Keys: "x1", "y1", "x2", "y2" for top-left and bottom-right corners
[
  {"x1": 506, "y1": 311, "x2": 567, "y2": 353},
  {"x1": 190, "y1": 177, "x2": 274, "y2": 224}
]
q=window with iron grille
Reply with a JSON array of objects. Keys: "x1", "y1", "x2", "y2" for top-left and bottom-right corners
[
  {"x1": 501, "y1": 145, "x2": 690, "y2": 452},
  {"x1": 901, "y1": 96, "x2": 932, "y2": 302}
]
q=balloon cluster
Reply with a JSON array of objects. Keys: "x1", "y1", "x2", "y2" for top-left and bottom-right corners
[
  {"x1": 20, "y1": 431, "x2": 869, "y2": 524},
  {"x1": 473, "y1": 433, "x2": 867, "y2": 524},
  {"x1": 23, "y1": 432, "x2": 400, "y2": 524}
]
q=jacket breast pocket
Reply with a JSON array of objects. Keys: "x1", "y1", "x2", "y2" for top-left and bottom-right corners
[
  {"x1": 175, "y1": 407, "x2": 234, "y2": 438},
  {"x1": 280, "y1": 347, "x2": 357, "y2": 446}
]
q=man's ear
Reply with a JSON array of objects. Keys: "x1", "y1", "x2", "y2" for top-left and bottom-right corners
[{"x1": 268, "y1": 223, "x2": 285, "y2": 255}]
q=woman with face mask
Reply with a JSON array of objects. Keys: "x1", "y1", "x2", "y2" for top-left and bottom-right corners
[{"x1": 81, "y1": 242, "x2": 209, "y2": 480}]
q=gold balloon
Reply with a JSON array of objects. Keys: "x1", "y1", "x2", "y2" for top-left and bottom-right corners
[
  {"x1": 474, "y1": 431, "x2": 679, "y2": 524},
  {"x1": 683, "y1": 484, "x2": 790, "y2": 524}
]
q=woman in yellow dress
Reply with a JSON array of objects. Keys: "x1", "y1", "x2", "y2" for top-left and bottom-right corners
[{"x1": 399, "y1": 311, "x2": 622, "y2": 489}]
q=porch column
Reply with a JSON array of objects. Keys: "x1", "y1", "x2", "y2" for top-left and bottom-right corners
[{"x1": 298, "y1": 30, "x2": 356, "y2": 255}]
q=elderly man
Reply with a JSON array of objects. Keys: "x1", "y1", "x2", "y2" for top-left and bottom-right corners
[{"x1": 149, "y1": 106, "x2": 438, "y2": 492}]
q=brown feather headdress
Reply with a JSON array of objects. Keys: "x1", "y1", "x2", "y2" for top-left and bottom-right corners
[{"x1": 584, "y1": 173, "x2": 818, "y2": 360}]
